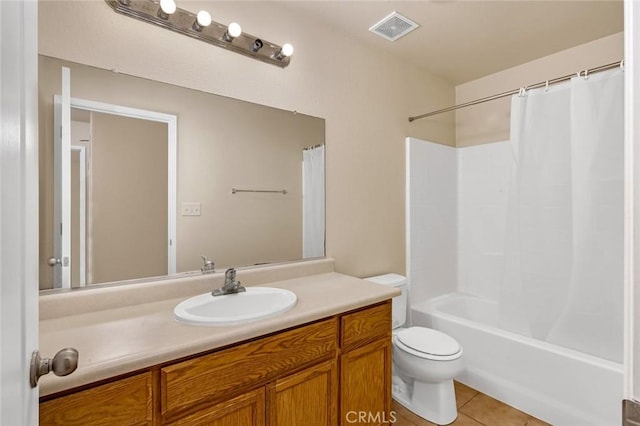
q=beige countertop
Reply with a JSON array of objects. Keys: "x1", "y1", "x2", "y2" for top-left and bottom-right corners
[{"x1": 39, "y1": 266, "x2": 399, "y2": 397}]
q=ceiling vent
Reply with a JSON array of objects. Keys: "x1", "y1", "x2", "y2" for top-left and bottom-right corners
[{"x1": 369, "y1": 11, "x2": 419, "y2": 42}]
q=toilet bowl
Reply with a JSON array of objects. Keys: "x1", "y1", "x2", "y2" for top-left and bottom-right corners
[
  {"x1": 392, "y1": 327, "x2": 464, "y2": 425},
  {"x1": 365, "y1": 274, "x2": 464, "y2": 425}
]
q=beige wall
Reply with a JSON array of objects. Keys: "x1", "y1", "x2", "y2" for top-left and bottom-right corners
[
  {"x1": 90, "y1": 112, "x2": 168, "y2": 283},
  {"x1": 38, "y1": 1, "x2": 456, "y2": 279},
  {"x1": 455, "y1": 32, "x2": 624, "y2": 147}
]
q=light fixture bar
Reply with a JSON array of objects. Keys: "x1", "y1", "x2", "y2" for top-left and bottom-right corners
[{"x1": 105, "y1": 0, "x2": 292, "y2": 68}]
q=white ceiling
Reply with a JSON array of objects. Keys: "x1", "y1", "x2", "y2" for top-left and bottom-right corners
[{"x1": 280, "y1": 0, "x2": 623, "y2": 84}]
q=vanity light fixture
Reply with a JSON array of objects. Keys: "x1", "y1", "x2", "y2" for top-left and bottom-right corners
[{"x1": 105, "y1": 0, "x2": 294, "y2": 68}]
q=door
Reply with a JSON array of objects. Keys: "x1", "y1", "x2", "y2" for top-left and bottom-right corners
[
  {"x1": 52, "y1": 68, "x2": 72, "y2": 289},
  {"x1": 0, "y1": 0, "x2": 39, "y2": 424},
  {"x1": 340, "y1": 340, "x2": 392, "y2": 426},
  {"x1": 62, "y1": 98, "x2": 177, "y2": 285},
  {"x1": 267, "y1": 360, "x2": 337, "y2": 426}
]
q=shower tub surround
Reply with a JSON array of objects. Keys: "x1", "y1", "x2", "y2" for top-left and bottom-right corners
[{"x1": 406, "y1": 132, "x2": 624, "y2": 425}]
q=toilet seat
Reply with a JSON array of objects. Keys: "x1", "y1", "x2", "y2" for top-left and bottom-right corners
[{"x1": 394, "y1": 327, "x2": 462, "y2": 361}]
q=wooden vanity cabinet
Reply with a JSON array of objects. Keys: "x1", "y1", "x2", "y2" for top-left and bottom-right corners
[{"x1": 40, "y1": 301, "x2": 392, "y2": 426}]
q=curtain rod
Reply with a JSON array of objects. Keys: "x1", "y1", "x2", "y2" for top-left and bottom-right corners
[{"x1": 408, "y1": 60, "x2": 624, "y2": 122}]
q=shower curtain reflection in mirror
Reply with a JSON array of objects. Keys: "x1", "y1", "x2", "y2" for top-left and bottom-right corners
[
  {"x1": 302, "y1": 144, "x2": 325, "y2": 258},
  {"x1": 500, "y1": 69, "x2": 624, "y2": 362}
]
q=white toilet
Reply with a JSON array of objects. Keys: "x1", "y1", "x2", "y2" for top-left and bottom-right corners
[{"x1": 366, "y1": 274, "x2": 464, "y2": 425}]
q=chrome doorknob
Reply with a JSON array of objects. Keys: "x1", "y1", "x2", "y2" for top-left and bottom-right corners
[
  {"x1": 47, "y1": 257, "x2": 61, "y2": 266},
  {"x1": 30, "y1": 348, "x2": 79, "y2": 387}
]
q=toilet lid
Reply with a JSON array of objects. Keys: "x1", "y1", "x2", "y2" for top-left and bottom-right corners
[{"x1": 396, "y1": 327, "x2": 461, "y2": 357}]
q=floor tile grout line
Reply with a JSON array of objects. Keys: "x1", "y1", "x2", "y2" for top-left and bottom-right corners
[
  {"x1": 469, "y1": 410, "x2": 493, "y2": 426},
  {"x1": 457, "y1": 391, "x2": 480, "y2": 411},
  {"x1": 455, "y1": 412, "x2": 490, "y2": 426},
  {"x1": 474, "y1": 418, "x2": 490, "y2": 426},
  {"x1": 457, "y1": 393, "x2": 494, "y2": 426}
]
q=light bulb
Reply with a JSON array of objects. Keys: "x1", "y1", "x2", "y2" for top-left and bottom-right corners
[
  {"x1": 281, "y1": 43, "x2": 294, "y2": 57},
  {"x1": 274, "y1": 43, "x2": 294, "y2": 60},
  {"x1": 159, "y1": 0, "x2": 176, "y2": 15},
  {"x1": 196, "y1": 10, "x2": 211, "y2": 27},
  {"x1": 228, "y1": 22, "x2": 242, "y2": 38}
]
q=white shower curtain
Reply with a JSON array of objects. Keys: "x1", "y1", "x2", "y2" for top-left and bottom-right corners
[
  {"x1": 501, "y1": 69, "x2": 624, "y2": 362},
  {"x1": 302, "y1": 145, "x2": 325, "y2": 258}
]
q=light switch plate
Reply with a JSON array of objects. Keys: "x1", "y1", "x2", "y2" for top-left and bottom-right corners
[{"x1": 181, "y1": 202, "x2": 201, "y2": 216}]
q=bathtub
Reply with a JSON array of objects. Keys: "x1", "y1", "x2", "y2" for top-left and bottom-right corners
[{"x1": 411, "y1": 293, "x2": 623, "y2": 426}]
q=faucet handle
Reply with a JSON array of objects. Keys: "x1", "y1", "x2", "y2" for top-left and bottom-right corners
[
  {"x1": 201, "y1": 256, "x2": 215, "y2": 273},
  {"x1": 212, "y1": 267, "x2": 245, "y2": 296},
  {"x1": 225, "y1": 267, "x2": 236, "y2": 281},
  {"x1": 224, "y1": 268, "x2": 243, "y2": 287}
]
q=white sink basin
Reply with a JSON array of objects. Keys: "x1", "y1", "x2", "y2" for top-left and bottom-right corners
[{"x1": 174, "y1": 287, "x2": 297, "y2": 326}]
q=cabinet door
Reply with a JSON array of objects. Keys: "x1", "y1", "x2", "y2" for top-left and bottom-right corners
[
  {"x1": 39, "y1": 372, "x2": 153, "y2": 426},
  {"x1": 168, "y1": 388, "x2": 265, "y2": 426},
  {"x1": 267, "y1": 360, "x2": 337, "y2": 426},
  {"x1": 340, "y1": 339, "x2": 392, "y2": 426}
]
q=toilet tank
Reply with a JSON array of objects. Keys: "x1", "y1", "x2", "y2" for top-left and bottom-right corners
[{"x1": 364, "y1": 274, "x2": 407, "y2": 329}]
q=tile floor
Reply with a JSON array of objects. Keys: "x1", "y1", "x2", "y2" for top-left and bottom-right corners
[{"x1": 392, "y1": 382, "x2": 550, "y2": 426}]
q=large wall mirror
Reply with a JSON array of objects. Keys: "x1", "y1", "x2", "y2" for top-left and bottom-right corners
[{"x1": 39, "y1": 55, "x2": 326, "y2": 291}]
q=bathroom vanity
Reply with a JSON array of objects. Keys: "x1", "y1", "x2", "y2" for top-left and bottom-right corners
[{"x1": 38, "y1": 260, "x2": 398, "y2": 425}]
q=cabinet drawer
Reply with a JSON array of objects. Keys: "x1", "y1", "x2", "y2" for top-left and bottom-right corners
[
  {"x1": 161, "y1": 318, "x2": 338, "y2": 417},
  {"x1": 341, "y1": 302, "x2": 391, "y2": 351},
  {"x1": 40, "y1": 372, "x2": 153, "y2": 426}
]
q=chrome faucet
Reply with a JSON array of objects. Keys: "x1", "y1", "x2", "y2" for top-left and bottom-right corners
[
  {"x1": 201, "y1": 256, "x2": 215, "y2": 274},
  {"x1": 212, "y1": 268, "x2": 246, "y2": 296}
]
